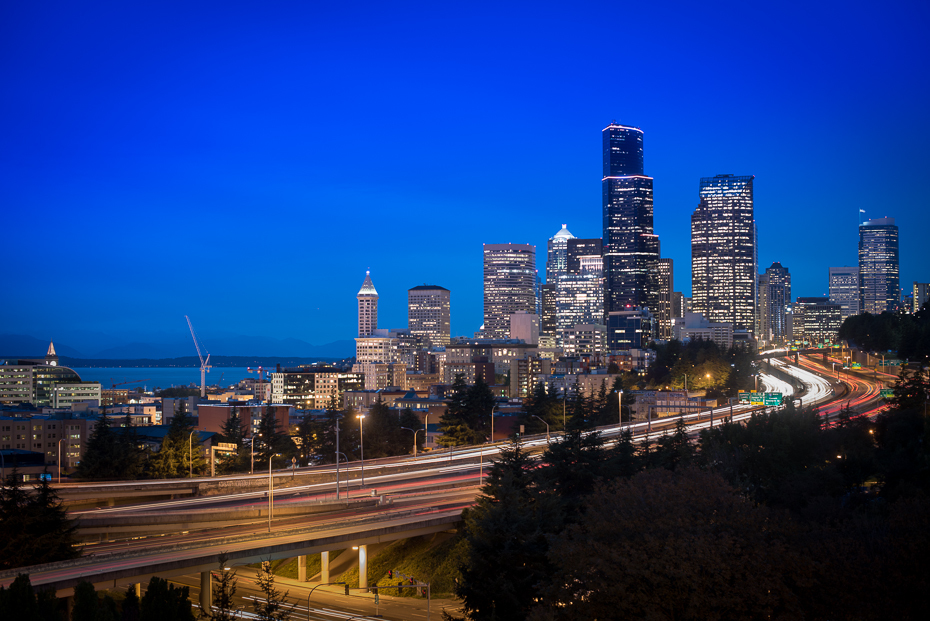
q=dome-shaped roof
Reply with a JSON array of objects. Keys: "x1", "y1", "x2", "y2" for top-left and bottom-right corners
[{"x1": 552, "y1": 224, "x2": 575, "y2": 240}]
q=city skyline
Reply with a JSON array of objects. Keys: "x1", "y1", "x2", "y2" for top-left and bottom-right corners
[{"x1": 2, "y1": 2, "x2": 928, "y2": 348}]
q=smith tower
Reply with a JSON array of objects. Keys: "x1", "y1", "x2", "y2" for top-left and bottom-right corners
[
  {"x1": 357, "y1": 270, "x2": 379, "y2": 337},
  {"x1": 601, "y1": 122, "x2": 659, "y2": 318}
]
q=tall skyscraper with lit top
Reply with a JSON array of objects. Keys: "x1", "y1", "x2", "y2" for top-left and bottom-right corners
[
  {"x1": 408, "y1": 285, "x2": 451, "y2": 347},
  {"x1": 357, "y1": 271, "x2": 378, "y2": 337},
  {"x1": 602, "y1": 122, "x2": 660, "y2": 322},
  {"x1": 692, "y1": 174, "x2": 757, "y2": 333},
  {"x1": 858, "y1": 217, "x2": 899, "y2": 314}
]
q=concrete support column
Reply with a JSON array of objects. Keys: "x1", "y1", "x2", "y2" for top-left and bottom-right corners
[
  {"x1": 64, "y1": 595, "x2": 74, "y2": 619},
  {"x1": 134, "y1": 583, "x2": 141, "y2": 598},
  {"x1": 359, "y1": 545, "x2": 368, "y2": 591},
  {"x1": 200, "y1": 571, "x2": 212, "y2": 612},
  {"x1": 321, "y1": 551, "x2": 330, "y2": 584},
  {"x1": 298, "y1": 555, "x2": 307, "y2": 582}
]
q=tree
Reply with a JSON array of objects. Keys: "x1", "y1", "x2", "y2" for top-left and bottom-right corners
[
  {"x1": 139, "y1": 577, "x2": 195, "y2": 621},
  {"x1": 76, "y1": 414, "x2": 144, "y2": 480},
  {"x1": 534, "y1": 428, "x2": 607, "y2": 523},
  {"x1": 455, "y1": 439, "x2": 560, "y2": 621},
  {"x1": 294, "y1": 411, "x2": 317, "y2": 467},
  {"x1": 0, "y1": 574, "x2": 40, "y2": 621},
  {"x1": 438, "y1": 375, "x2": 493, "y2": 446},
  {"x1": 532, "y1": 468, "x2": 810, "y2": 621},
  {"x1": 121, "y1": 585, "x2": 140, "y2": 621},
  {"x1": 253, "y1": 561, "x2": 295, "y2": 621},
  {"x1": 255, "y1": 406, "x2": 296, "y2": 467},
  {"x1": 0, "y1": 468, "x2": 80, "y2": 570},
  {"x1": 208, "y1": 553, "x2": 240, "y2": 621},
  {"x1": 71, "y1": 581, "x2": 98, "y2": 621},
  {"x1": 146, "y1": 411, "x2": 206, "y2": 479}
]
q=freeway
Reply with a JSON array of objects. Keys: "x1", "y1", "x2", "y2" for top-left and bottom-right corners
[{"x1": 2, "y1": 356, "x2": 864, "y2": 604}]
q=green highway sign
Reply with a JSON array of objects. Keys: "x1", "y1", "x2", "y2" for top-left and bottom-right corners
[
  {"x1": 738, "y1": 392, "x2": 752, "y2": 403},
  {"x1": 880, "y1": 389, "x2": 894, "y2": 399},
  {"x1": 851, "y1": 362, "x2": 861, "y2": 368},
  {"x1": 764, "y1": 392, "x2": 783, "y2": 406},
  {"x1": 880, "y1": 360, "x2": 902, "y2": 366}
]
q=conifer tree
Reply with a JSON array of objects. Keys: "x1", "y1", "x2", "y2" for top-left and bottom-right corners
[{"x1": 253, "y1": 561, "x2": 295, "y2": 620}]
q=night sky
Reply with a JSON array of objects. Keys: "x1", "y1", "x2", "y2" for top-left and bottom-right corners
[{"x1": 3, "y1": 1, "x2": 928, "y2": 351}]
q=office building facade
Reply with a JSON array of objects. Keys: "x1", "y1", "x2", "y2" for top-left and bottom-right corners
[
  {"x1": 546, "y1": 224, "x2": 575, "y2": 285},
  {"x1": 601, "y1": 123, "x2": 660, "y2": 317},
  {"x1": 657, "y1": 258, "x2": 674, "y2": 339},
  {"x1": 483, "y1": 243, "x2": 537, "y2": 339},
  {"x1": 858, "y1": 218, "x2": 899, "y2": 315},
  {"x1": 914, "y1": 282, "x2": 930, "y2": 313},
  {"x1": 408, "y1": 285, "x2": 451, "y2": 347},
  {"x1": 357, "y1": 271, "x2": 379, "y2": 337},
  {"x1": 692, "y1": 174, "x2": 757, "y2": 333},
  {"x1": 829, "y1": 266, "x2": 860, "y2": 321},
  {"x1": 758, "y1": 262, "x2": 791, "y2": 344}
]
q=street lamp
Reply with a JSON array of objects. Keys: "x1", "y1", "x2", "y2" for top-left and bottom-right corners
[
  {"x1": 250, "y1": 435, "x2": 256, "y2": 475},
  {"x1": 400, "y1": 427, "x2": 422, "y2": 456},
  {"x1": 307, "y1": 582, "x2": 346, "y2": 620},
  {"x1": 617, "y1": 390, "x2": 623, "y2": 427},
  {"x1": 489, "y1": 405, "x2": 496, "y2": 443},
  {"x1": 189, "y1": 431, "x2": 195, "y2": 478},
  {"x1": 531, "y1": 415, "x2": 550, "y2": 443},
  {"x1": 57, "y1": 437, "x2": 66, "y2": 484},
  {"x1": 267, "y1": 453, "x2": 280, "y2": 532},
  {"x1": 357, "y1": 414, "x2": 366, "y2": 486}
]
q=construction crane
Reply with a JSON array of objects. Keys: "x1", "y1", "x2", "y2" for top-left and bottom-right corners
[
  {"x1": 185, "y1": 315, "x2": 211, "y2": 398},
  {"x1": 109, "y1": 378, "x2": 151, "y2": 388}
]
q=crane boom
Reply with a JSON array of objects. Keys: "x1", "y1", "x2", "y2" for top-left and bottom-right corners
[{"x1": 184, "y1": 315, "x2": 211, "y2": 398}]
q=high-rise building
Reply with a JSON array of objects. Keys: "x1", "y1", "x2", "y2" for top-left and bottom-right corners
[
  {"x1": 357, "y1": 271, "x2": 379, "y2": 337},
  {"x1": 796, "y1": 297, "x2": 843, "y2": 344},
  {"x1": 692, "y1": 174, "x2": 757, "y2": 333},
  {"x1": 483, "y1": 243, "x2": 536, "y2": 339},
  {"x1": 566, "y1": 238, "x2": 602, "y2": 274},
  {"x1": 540, "y1": 283, "x2": 557, "y2": 338},
  {"x1": 601, "y1": 122, "x2": 660, "y2": 317},
  {"x1": 657, "y1": 258, "x2": 674, "y2": 339},
  {"x1": 758, "y1": 262, "x2": 791, "y2": 344},
  {"x1": 914, "y1": 282, "x2": 930, "y2": 313},
  {"x1": 546, "y1": 224, "x2": 575, "y2": 285},
  {"x1": 829, "y1": 266, "x2": 860, "y2": 321},
  {"x1": 555, "y1": 254, "x2": 604, "y2": 346},
  {"x1": 858, "y1": 218, "x2": 899, "y2": 315},
  {"x1": 408, "y1": 285, "x2": 451, "y2": 348}
]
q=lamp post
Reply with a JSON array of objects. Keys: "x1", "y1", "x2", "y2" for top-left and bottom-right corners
[
  {"x1": 562, "y1": 387, "x2": 566, "y2": 430},
  {"x1": 617, "y1": 390, "x2": 623, "y2": 427},
  {"x1": 188, "y1": 431, "x2": 195, "y2": 478},
  {"x1": 531, "y1": 415, "x2": 550, "y2": 443},
  {"x1": 250, "y1": 435, "x2": 256, "y2": 475},
  {"x1": 57, "y1": 437, "x2": 66, "y2": 484},
  {"x1": 357, "y1": 414, "x2": 366, "y2": 487},
  {"x1": 267, "y1": 454, "x2": 278, "y2": 532},
  {"x1": 400, "y1": 427, "x2": 422, "y2": 456},
  {"x1": 307, "y1": 582, "x2": 346, "y2": 621},
  {"x1": 490, "y1": 406, "x2": 496, "y2": 443}
]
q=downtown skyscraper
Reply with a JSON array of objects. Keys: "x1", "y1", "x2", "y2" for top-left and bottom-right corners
[
  {"x1": 692, "y1": 174, "x2": 758, "y2": 333},
  {"x1": 858, "y1": 217, "x2": 899, "y2": 314},
  {"x1": 757, "y1": 262, "x2": 791, "y2": 344},
  {"x1": 408, "y1": 285, "x2": 451, "y2": 347},
  {"x1": 601, "y1": 123, "x2": 660, "y2": 322},
  {"x1": 483, "y1": 243, "x2": 537, "y2": 339}
]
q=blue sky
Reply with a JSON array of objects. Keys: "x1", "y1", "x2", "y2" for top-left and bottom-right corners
[{"x1": 2, "y1": 1, "x2": 928, "y2": 348}]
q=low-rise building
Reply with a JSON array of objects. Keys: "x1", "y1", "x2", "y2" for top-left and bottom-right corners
[{"x1": 673, "y1": 313, "x2": 734, "y2": 349}]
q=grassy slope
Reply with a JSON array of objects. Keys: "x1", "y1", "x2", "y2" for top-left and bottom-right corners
[{"x1": 339, "y1": 532, "x2": 466, "y2": 598}]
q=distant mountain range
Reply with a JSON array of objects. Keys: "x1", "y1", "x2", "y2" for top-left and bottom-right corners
[{"x1": 0, "y1": 333, "x2": 355, "y2": 361}]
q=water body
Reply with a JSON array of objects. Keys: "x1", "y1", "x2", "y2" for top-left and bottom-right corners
[{"x1": 72, "y1": 367, "x2": 256, "y2": 390}]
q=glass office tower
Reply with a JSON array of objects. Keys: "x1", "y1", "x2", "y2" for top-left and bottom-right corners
[
  {"x1": 601, "y1": 122, "x2": 659, "y2": 323},
  {"x1": 858, "y1": 218, "x2": 899, "y2": 314},
  {"x1": 692, "y1": 174, "x2": 757, "y2": 333}
]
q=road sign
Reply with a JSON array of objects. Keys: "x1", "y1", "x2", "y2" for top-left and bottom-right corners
[
  {"x1": 851, "y1": 363, "x2": 862, "y2": 369},
  {"x1": 738, "y1": 392, "x2": 752, "y2": 403},
  {"x1": 880, "y1": 360, "x2": 902, "y2": 366},
  {"x1": 880, "y1": 389, "x2": 894, "y2": 399},
  {"x1": 750, "y1": 394, "x2": 764, "y2": 405},
  {"x1": 763, "y1": 393, "x2": 783, "y2": 406}
]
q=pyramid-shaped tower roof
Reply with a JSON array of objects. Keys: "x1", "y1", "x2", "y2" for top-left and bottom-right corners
[
  {"x1": 358, "y1": 270, "x2": 379, "y2": 297},
  {"x1": 47, "y1": 340, "x2": 57, "y2": 357}
]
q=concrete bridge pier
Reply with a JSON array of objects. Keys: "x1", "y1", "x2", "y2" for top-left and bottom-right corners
[
  {"x1": 321, "y1": 551, "x2": 330, "y2": 583},
  {"x1": 134, "y1": 583, "x2": 141, "y2": 598},
  {"x1": 200, "y1": 571, "x2": 212, "y2": 612},
  {"x1": 298, "y1": 555, "x2": 307, "y2": 582},
  {"x1": 359, "y1": 545, "x2": 368, "y2": 591}
]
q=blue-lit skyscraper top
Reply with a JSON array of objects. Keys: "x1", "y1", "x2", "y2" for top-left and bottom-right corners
[{"x1": 603, "y1": 122, "x2": 644, "y2": 177}]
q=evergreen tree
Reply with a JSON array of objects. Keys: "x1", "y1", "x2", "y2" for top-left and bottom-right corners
[
  {"x1": 208, "y1": 553, "x2": 240, "y2": 621},
  {"x1": 456, "y1": 438, "x2": 560, "y2": 620},
  {"x1": 253, "y1": 561, "x2": 295, "y2": 621},
  {"x1": 146, "y1": 411, "x2": 207, "y2": 479},
  {"x1": 0, "y1": 468, "x2": 80, "y2": 570},
  {"x1": 139, "y1": 577, "x2": 194, "y2": 621},
  {"x1": 437, "y1": 374, "x2": 493, "y2": 446},
  {"x1": 534, "y1": 428, "x2": 607, "y2": 522},
  {"x1": 71, "y1": 581, "x2": 98, "y2": 621},
  {"x1": 121, "y1": 585, "x2": 140, "y2": 621},
  {"x1": 255, "y1": 406, "x2": 296, "y2": 467},
  {"x1": 0, "y1": 574, "x2": 40, "y2": 621},
  {"x1": 294, "y1": 411, "x2": 317, "y2": 467}
]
